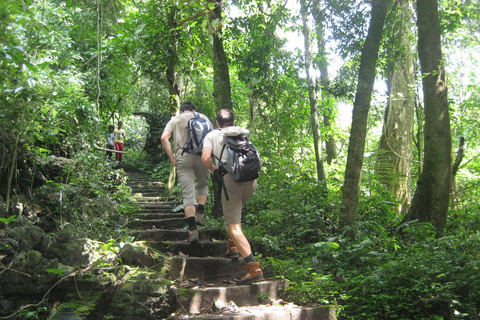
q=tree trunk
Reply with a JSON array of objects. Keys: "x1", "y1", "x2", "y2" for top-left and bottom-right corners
[
  {"x1": 300, "y1": 0, "x2": 326, "y2": 183},
  {"x1": 209, "y1": 0, "x2": 233, "y2": 111},
  {"x1": 208, "y1": 0, "x2": 233, "y2": 218},
  {"x1": 163, "y1": 7, "x2": 181, "y2": 194},
  {"x1": 338, "y1": 0, "x2": 389, "y2": 236},
  {"x1": 166, "y1": 8, "x2": 180, "y2": 112},
  {"x1": 404, "y1": 0, "x2": 452, "y2": 229},
  {"x1": 451, "y1": 136, "x2": 464, "y2": 208},
  {"x1": 312, "y1": 0, "x2": 337, "y2": 165},
  {"x1": 414, "y1": 98, "x2": 424, "y2": 175},
  {"x1": 376, "y1": 0, "x2": 415, "y2": 215}
]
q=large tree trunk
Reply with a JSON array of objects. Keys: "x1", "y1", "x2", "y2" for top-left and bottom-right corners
[
  {"x1": 166, "y1": 8, "x2": 180, "y2": 112},
  {"x1": 376, "y1": 0, "x2": 415, "y2": 215},
  {"x1": 404, "y1": 0, "x2": 451, "y2": 229},
  {"x1": 209, "y1": 0, "x2": 233, "y2": 111},
  {"x1": 164, "y1": 7, "x2": 181, "y2": 193},
  {"x1": 312, "y1": 0, "x2": 337, "y2": 165},
  {"x1": 338, "y1": 0, "x2": 389, "y2": 236},
  {"x1": 300, "y1": 0, "x2": 326, "y2": 183},
  {"x1": 208, "y1": 0, "x2": 233, "y2": 218}
]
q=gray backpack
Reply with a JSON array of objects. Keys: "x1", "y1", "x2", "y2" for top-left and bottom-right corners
[
  {"x1": 182, "y1": 112, "x2": 213, "y2": 155},
  {"x1": 220, "y1": 134, "x2": 261, "y2": 182},
  {"x1": 213, "y1": 133, "x2": 261, "y2": 200}
]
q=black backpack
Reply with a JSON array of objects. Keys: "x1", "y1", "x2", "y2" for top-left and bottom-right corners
[
  {"x1": 182, "y1": 112, "x2": 213, "y2": 155},
  {"x1": 213, "y1": 133, "x2": 261, "y2": 200}
]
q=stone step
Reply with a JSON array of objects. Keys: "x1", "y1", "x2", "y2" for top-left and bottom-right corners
[
  {"x1": 148, "y1": 240, "x2": 228, "y2": 257},
  {"x1": 146, "y1": 240, "x2": 266, "y2": 259},
  {"x1": 130, "y1": 186, "x2": 167, "y2": 192},
  {"x1": 135, "y1": 202, "x2": 179, "y2": 208},
  {"x1": 128, "y1": 181, "x2": 165, "y2": 187},
  {"x1": 127, "y1": 176, "x2": 156, "y2": 182},
  {"x1": 131, "y1": 212, "x2": 185, "y2": 220},
  {"x1": 175, "y1": 281, "x2": 286, "y2": 313},
  {"x1": 119, "y1": 166, "x2": 337, "y2": 320},
  {"x1": 134, "y1": 196, "x2": 180, "y2": 202},
  {"x1": 131, "y1": 187, "x2": 167, "y2": 193},
  {"x1": 129, "y1": 182, "x2": 165, "y2": 186},
  {"x1": 172, "y1": 304, "x2": 336, "y2": 320},
  {"x1": 165, "y1": 257, "x2": 246, "y2": 282},
  {"x1": 128, "y1": 217, "x2": 186, "y2": 229},
  {"x1": 125, "y1": 173, "x2": 152, "y2": 178},
  {"x1": 132, "y1": 192, "x2": 168, "y2": 197},
  {"x1": 135, "y1": 204, "x2": 179, "y2": 210},
  {"x1": 135, "y1": 209, "x2": 179, "y2": 215},
  {"x1": 132, "y1": 228, "x2": 225, "y2": 242}
]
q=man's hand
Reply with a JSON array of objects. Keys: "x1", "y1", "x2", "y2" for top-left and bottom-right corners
[{"x1": 161, "y1": 130, "x2": 176, "y2": 165}]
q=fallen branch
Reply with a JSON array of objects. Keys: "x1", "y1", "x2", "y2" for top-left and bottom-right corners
[
  {"x1": 0, "y1": 265, "x2": 31, "y2": 277},
  {"x1": 95, "y1": 146, "x2": 127, "y2": 154}
]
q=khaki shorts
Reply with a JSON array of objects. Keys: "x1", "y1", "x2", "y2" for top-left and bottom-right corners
[
  {"x1": 176, "y1": 151, "x2": 209, "y2": 207},
  {"x1": 222, "y1": 174, "x2": 257, "y2": 224}
]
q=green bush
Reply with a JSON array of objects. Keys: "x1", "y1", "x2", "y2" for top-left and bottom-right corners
[
  {"x1": 338, "y1": 234, "x2": 480, "y2": 319},
  {"x1": 266, "y1": 221, "x2": 480, "y2": 319},
  {"x1": 244, "y1": 180, "x2": 336, "y2": 251},
  {"x1": 244, "y1": 176, "x2": 480, "y2": 319}
]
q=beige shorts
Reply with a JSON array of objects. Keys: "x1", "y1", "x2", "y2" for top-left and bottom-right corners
[
  {"x1": 176, "y1": 151, "x2": 209, "y2": 207},
  {"x1": 221, "y1": 174, "x2": 257, "y2": 224}
]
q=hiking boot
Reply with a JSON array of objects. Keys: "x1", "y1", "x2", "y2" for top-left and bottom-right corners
[
  {"x1": 188, "y1": 229, "x2": 199, "y2": 243},
  {"x1": 224, "y1": 239, "x2": 240, "y2": 259},
  {"x1": 195, "y1": 213, "x2": 205, "y2": 226},
  {"x1": 234, "y1": 262, "x2": 264, "y2": 285}
]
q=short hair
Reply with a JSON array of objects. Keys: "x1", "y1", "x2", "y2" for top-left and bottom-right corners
[
  {"x1": 118, "y1": 121, "x2": 123, "y2": 125},
  {"x1": 109, "y1": 125, "x2": 114, "y2": 130},
  {"x1": 180, "y1": 101, "x2": 196, "y2": 112},
  {"x1": 216, "y1": 109, "x2": 235, "y2": 128}
]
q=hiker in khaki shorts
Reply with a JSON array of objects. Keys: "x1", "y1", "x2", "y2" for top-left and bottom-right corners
[
  {"x1": 161, "y1": 102, "x2": 213, "y2": 243},
  {"x1": 201, "y1": 108, "x2": 264, "y2": 285}
]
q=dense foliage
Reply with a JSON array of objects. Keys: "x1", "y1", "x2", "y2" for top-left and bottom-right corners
[
  {"x1": 245, "y1": 179, "x2": 480, "y2": 318},
  {"x1": 2, "y1": 0, "x2": 480, "y2": 319}
]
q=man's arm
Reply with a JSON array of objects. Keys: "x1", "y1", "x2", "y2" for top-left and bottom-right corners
[
  {"x1": 201, "y1": 147, "x2": 214, "y2": 172},
  {"x1": 161, "y1": 130, "x2": 176, "y2": 165}
]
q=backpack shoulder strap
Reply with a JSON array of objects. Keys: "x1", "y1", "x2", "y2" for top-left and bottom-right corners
[
  {"x1": 182, "y1": 112, "x2": 202, "y2": 155},
  {"x1": 219, "y1": 143, "x2": 227, "y2": 162},
  {"x1": 215, "y1": 142, "x2": 229, "y2": 201},
  {"x1": 212, "y1": 143, "x2": 226, "y2": 167},
  {"x1": 210, "y1": 129, "x2": 225, "y2": 163}
]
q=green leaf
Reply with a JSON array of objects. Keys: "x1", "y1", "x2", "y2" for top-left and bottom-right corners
[
  {"x1": 46, "y1": 268, "x2": 65, "y2": 274},
  {"x1": 329, "y1": 242, "x2": 340, "y2": 250},
  {"x1": 122, "y1": 236, "x2": 135, "y2": 243},
  {"x1": 0, "y1": 215, "x2": 17, "y2": 224}
]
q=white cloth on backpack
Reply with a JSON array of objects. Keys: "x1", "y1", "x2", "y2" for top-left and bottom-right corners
[{"x1": 203, "y1": 126, "x2": 250, "y2": 165}]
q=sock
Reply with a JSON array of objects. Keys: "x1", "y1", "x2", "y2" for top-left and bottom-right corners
[
  {"x1": 244, "y1": 253, "x2": 256, "y2": 263},
  {"x1": 187, "y1": 217, "x2": 196, "y2": 230},
  {"x1": 197, "y1": 205, "x2": 205, "y2": 214}
]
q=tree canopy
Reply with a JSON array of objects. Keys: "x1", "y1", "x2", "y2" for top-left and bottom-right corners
[{"x1": 2, "y1": 0, "x2": 480, "y2": 318}]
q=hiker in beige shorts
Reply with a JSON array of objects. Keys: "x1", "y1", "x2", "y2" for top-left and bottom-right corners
[
  {"x1": 161, "y1": 102, "x2": 212, "y2": 243},
  {"x1": 201, "y1": 109, "x2": 264, "y2": 285}
]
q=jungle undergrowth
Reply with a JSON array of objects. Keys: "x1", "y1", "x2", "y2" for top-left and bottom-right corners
[{"x1": 241, "y1": 177, "x2": 480, "y2": 319}]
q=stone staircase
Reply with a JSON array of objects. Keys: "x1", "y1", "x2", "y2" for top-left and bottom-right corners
[{"x1": 121, "y1": 164, "x2": 336, "y2": 320}]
